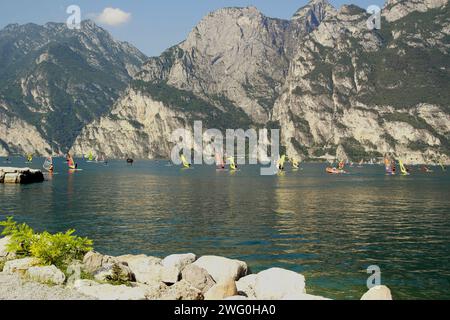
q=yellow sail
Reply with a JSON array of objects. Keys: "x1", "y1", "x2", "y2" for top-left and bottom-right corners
[
  {"x1": 277, "y1": 155, "x2": 286, "y2": 170},
  {"x1": 229, "y1": 157, "x2": 237, "y2": 170},
  {"x1": 88, "y1": 152, "x2": 93, "y2": 161},
  {"x1": 181, "y1": 154, "x2": 190, "y2": 168},
  {"x1": 399, "y1": 160, "x2": 408, "y2": 175}
]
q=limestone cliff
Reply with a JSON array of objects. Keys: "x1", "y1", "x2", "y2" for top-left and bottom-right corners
[{"x1": 69, "y1": 0, "x2": 449, "y2": 163}]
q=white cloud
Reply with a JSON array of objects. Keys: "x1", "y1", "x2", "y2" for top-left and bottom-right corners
[{"x1": 96, "y1": 7, "x2": 131, "y2": 26}]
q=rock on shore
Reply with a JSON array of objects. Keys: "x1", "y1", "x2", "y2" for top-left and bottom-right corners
[
  {"x1": 0, "y1": 167, "x2": 44, "y2": 184},
  {"x1": 0, "y1": 237, "x2": 393, "y2": 300}
]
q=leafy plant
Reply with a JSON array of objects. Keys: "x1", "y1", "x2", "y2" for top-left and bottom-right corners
[
  {"x1": 0, "y1": 216, "x2": 36, "y2": 257},
  {"x1": 29, "y1": 230, "x2": 93, "y2": 270},
  {"x1": 0, "y1": 217, "x2": 93, "y2": 270}
]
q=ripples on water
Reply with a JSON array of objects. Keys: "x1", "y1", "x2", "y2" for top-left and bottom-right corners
[{"x1": 1, "y1": 158, "x2": 449, "y2": 299}]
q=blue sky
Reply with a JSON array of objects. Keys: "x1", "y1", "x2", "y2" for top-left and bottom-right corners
[{"x1": 0, "y1": 0, "x2": 385, "y2": 57}]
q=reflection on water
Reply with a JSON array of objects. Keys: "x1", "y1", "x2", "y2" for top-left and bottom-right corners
[{"x1": 1, "y1": 158, "x2": 449, "y2": 299}]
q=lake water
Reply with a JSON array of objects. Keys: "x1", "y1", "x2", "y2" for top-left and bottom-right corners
[{"x1": 1, "y1": 157, "x2": 449, "y2": 300}]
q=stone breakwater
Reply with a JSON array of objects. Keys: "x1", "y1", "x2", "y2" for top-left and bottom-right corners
[
  {"x1": 0, "y1": 237, "x2": 392, "y2": 300},
  {"x1": 0, "y1": 167, "x2": 44, "y2": 184}
]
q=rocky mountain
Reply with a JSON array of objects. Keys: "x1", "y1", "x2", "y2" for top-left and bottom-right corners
[
  {"x1": 72, "y1": 0, "x2": 449, "y2": 163},
  {"x1": 274, "y1": 0, "x2": 450, "y2": 163},
  {"x1": 0, "y1": 20, "x2": 147, "y2": 156},
  {"x1": 6, "y1": 0, "x2": 448, "y2": 163}
]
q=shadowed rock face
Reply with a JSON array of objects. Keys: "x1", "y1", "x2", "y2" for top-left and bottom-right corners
[
  {"x1": 0, "y1": 20, "x2": 147, "y2": 155},
  {"x1": 69, "y1": 0, "x2": 448, "y2": 162}
]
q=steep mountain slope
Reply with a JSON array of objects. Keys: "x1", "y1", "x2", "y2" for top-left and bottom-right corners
[
  {"x1": 0, "y1": 20, "x2": 146, "y2": 156},
  {"x1": 274, "y1": 2, "x2": 450, "y2": 163},
  {"x1": 71, "y1": 0, "x2": 449, "y2": 163},
  {"x1": 71, "y1": 1, "x2": 333, "y2": 158}
]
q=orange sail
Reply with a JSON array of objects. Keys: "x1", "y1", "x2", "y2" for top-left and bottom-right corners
[{"x1": 67, "y1": 154, "x2": 76, "y2": 169}]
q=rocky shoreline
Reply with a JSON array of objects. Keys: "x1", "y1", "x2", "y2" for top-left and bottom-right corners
[{"x1": 0, "y1": 236, "x2": 392, "y2": 300}]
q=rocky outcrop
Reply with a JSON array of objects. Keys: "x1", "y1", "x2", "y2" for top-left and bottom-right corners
[
  {"x1": 0, "y1": 112, "x2": 52, "y2": 157},
  {"x1": 384, "y1": 0, "x2": 448, "y2": 22},
  {"x1": 0, "y1": 167, "x2": 44, "y2": 184}
]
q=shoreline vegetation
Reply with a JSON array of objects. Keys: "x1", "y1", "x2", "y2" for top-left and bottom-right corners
[{"x1": 0, "y1": 217, "x2": 392, "y2": 300}]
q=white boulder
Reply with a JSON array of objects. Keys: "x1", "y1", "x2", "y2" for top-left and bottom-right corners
[
  {"x1": 25, "y1": 265, "x2": 66, "y2": 285},
  {"x1": 254, "y1": 268, "x2": 306, "y2": 300},
  {"x1": 0, "y1": 236, "x2": 11, "y2": 258},
  {"x1": 193, "y1": 256, "x2": 248, "y2": 283},
  {"x1": 116, "y1": 254, "x2": 179, "y2": 284},
  {"x1": 236, "y1": 274, "x2": 257, "y2": 298},
  {"x1": 361, "y1": 286, "x2": 393, "y2": 300},
  {"x1": 205, "y1": 279, "x2": 238, "y2": 300},
  {"x1": 73, "y1": 279, "x2": 147, "y2": 300},
  {"x1": 159, "y1": 280, "x2": 204, "y2": 300},
  {"x1": 162, "y1": 253, "x2": 196, "y2": 272},
  {"x1": 181, "y1": 264, "x2": 215, "y2": 293},
  {"x1": 3, "y1": 257, "x2": 38, "y2": 275},
  {"x1": 82, "y1": 251, "x2": 116, "y2": 273}
]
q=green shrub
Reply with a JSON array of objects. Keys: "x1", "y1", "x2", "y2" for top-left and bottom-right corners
[
  {"x1": 0, "y1": 217, "x2": 93, "y2": 270},
  {"x1": 29, "y1": 230, "x2": 93, "y2": 270},
  {"x1": 0, "y1": 216, "x2": 35, "y2": 257}
]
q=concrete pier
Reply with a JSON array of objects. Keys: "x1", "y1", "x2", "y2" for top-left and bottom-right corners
[{"x1": 0, "y1": 167, "x2": 44, "y2": 184}]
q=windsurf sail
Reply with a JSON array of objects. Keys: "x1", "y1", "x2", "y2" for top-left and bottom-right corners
[
  {"x1": 399, "y1": 160, "x2": 408, "y2": 175},
  {"x1": 26, "y1": 154, "x2": 33, "y2": 163},
  {"x1": 67, "y1": 154, "x2": 76, "y2": 169},
  {"x1": 291, "y1": 158, "x2": 300, "y2": 169},
  {"x1": 338, "y1": 160, "x2": 345, "y2": 170},
  {"x1": 215, "y1": 153, "x2": 225, "y2": 169},
  {"x1": 43, "y1": 157, "x2": 53, "y2": 172},
  {"x1": 228, "y1": 157, "x2": 237, "y2": 170},
  {"x1": 439, "y1": 160, "x2": 446, "y2": 172},
  {"x1": 277, "y1": 155, "x2": 286, "y2": 170},
  {"x1": 88, "y1": 152, "x2": 94, "y2": 162},
  {"x1": 181, "y1": 154, "x2": 190, "y2": 168}
]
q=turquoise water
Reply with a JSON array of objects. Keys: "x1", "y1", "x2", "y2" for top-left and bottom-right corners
[{"x1": 1, "y1": 157, "x2": 449, "y2": 300}]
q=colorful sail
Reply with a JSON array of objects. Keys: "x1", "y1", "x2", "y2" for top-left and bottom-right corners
[
  {"x1": 338, "y1": 160, "x2": 345, "y2": 170},
  {"x1": 181, "y1": 154, "x2": 190, "y2": 168},
  {"x1": 67, "y1": 154, "x2": 76, "y2": 169},
  {"x1": 88, "y1": 152, "x2": 94, "y2": 162},
  {"x1": 26, "y1": 154, "x2": 33, "y2": 163},
  {"x1": 215, "y1": 153, "x2": 225, "y2": 169}
]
